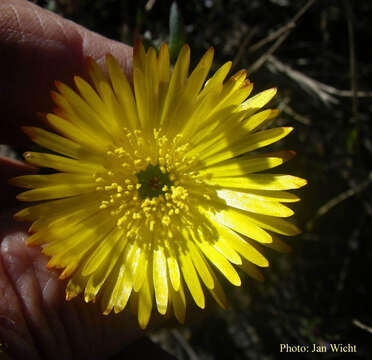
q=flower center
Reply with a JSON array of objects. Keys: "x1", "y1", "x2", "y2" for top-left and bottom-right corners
[
  {"x1": 136, "y1": 164, "x2": 173, "y2": 199},
  {"x1": 94, "y1": 129, "x2": 216, "y2": 233}
]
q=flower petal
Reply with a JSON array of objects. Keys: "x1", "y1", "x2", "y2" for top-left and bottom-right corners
[
  {"x1": 207, "y1": 174, "x2": 307, "y2": 191},
  {"x1": 153, "y1": 243, "x2": 169, "y2": 315},
  {"x1": 213, "y1": 208, "x2": 272, "y2": 244},
  {"x1": 178, "y1": 234, "x2": 205, "y2": 309},
  {"x1": 217, "y1": 189, "x2": 294, "y2": 217},
  {"x1": 200, "y1": 127, "x2": 294, "y2": 167}
]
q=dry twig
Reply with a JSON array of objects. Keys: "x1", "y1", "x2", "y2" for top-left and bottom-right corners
[
  {"x1": 232, "y1": 26, "x2": 258, "y2": 70},
  {"x1": 343, "y1": 0, "x2": 359, "y2": 120},
  {"x1": 281, "y1": 103, "x2": 312, "y2": 125},
  {"x1": 306, "y1": 172, "x2": 372, "y2": 230},
  {"x1": 171, "y1": 329, "x2": 199, "y2": 360},
  {"x1": 246, "y1": 31, "x2": 289, "y2": 76},
  {"x1": 248, "y1": 0, "x2": 316, "y2": 54},
  {"x1": 267, "y1": 55, "x2": 372, "y2": 104},
  {"x1": 353, "y1": 319, "x2": 372, "y2": 334},
  {"x1": 245, "y1": 0, "x2": 316, "y2": 75},
  {"x1": 267, "y1": 55, "x2": 339, "y2": 105},
  {"x1": 276, "y1": 96, "x2": 312, "y2": 125}
]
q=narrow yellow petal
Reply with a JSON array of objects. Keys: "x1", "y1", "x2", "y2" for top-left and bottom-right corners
[
  {"x1": 167, "y1": 64, "x2": 213, "y2": 135},
  {"x1": 207, "y1": 174, "x2": 307, "y2": 191},
  {"x1": 113, "y1": 243, "x2": 139, "y2": 313},
  {"x1": 214, "y1": 222, "x2": 269, "y2": 267},
  {"x1": 103, "y1": 238, "x2": 140, "y2": 314},
  {"x1": 85, "y1": 57, "x2": 110, "y2": 100},
  {"x1": 103, "y1": 259, "x2": 127, "y2": 313},
  {"x1": 178, "y1": 238, "x2": 205, "y2": 309},
  {"x1": 21, "y1": 126, "x2": 84, "y2": 160},
  {"x1": 101, "y1": 248, "x2": 127, "y2": 315},
  {"x1": 213, "y1": 208, "x2": 272, "y2": 243},
  {"x1": 20, "y1": 152, "x2": 103, "y2": 174},
  {"x1": 171, "y1": 280, "x2": 186, "y2": 324},
  {"x1": 200, "y1": 61, "x2": 232, "y2": 98},
  {"x1": 179, "y1": 83, "x2": 223, "y2": 139},
  {"x1": 185, "y1": 107, "x2": 249, "y2": 156},
  {"x1": 218, "y1": 70, "x2": 248, "y2": 107},
  {"x1": 217, "y1": 189, "x2": 294, "y2": 217},
  {"x1": 153, "y1": 244, "x2": 169, "y2": 315},
  {"x1": 74, "y1": 74, "x2": 124, "y2": 140},
  {"x1": 243, "y1": 108, "x2": 277, "y2": 132},
  {"x1": 59, "y1": 261, "x2": 79, "y2": 280},
  {"x1": 200, "y1": 127, "x2": 293, "y2": 167},
  {"x1": 84, "y1": 228, "x2": 128, "y2": 302},
  {"x1": 157, "y1": 43, "x2": 171, "y2": 112},
  {"x1": 203, "y1": 260, "x2": 229, "y2": 309},
  {"x1": 166, "y1": 240, "x2": 181, "y2": 291},
  {"x1": 133, "y1": 40, "x2": 146, "y2": 70},
  {"x1": 54, "y1": 81, "x2": 111, "y2": 140},
  {"x1": 173, "y1": 44, "x2": 191, "y2": 87},
  {"x1": 14, "y1": 192, "x2": 98, "y2": 222},
  {"x1": 133, "y1": 66, "x2": 148, "y2": 130},
  {"x1": 183, "y1": 47, "x2": 214, "y2": 98},
  {"x1": 39, "y1": 208, "x2": 101, "y2": 248},
  {"x1": 239, "y1": 258, "x2": 265, "y2": 282},
  {"x1": 106, "y1": 54, "x2": 139, "y2": 129},
  {"x1": 10, "y1": 173, "x2": 90, "y2": 189},
  {"x1": 236, "y1": 210, "x2": 301, "y2": 236},
  {"x1": 261, "y1": 234, "x2": 292, "y2": 253},
  {"x1": 238, "y1": 88, "x2": 277, "y2": 116},
  {"x1": 221, "y1": 189, "x2": 301, "y2": 203},
  {"x1": 29, "y1": 201, "x2": 99, "y2": 235},
  {"x1": 66, "y1": 275, "x2": 84, "y2": 301},
  {"x1": 138, "y1": 269, "x2": 153, "y2": 329},
  {"x1": 201, "y1": 156, "x2": 285, "y2": 177},
  {"x1": 188, "y1": 241, "x2": 214, "y2": 289},
  {"x1": 28, "y1": 206, "x2": 101, "y2": 247},
  {"x1": 47, "y1": 113, "x2": 106, "y2": 153},
  {"x1": 82, "y1": 228, "x2": 127, "y2": 276},
  {"x1": 195, "y1": 236, "x2": 241, "y2": 286},
  {"x1": 133, "y1": 247, "x2": 149, "y2": 292},
  {"x1": 74, "y1": 75, "x2": 105, "y2": 111},
  {"x1": 212, "y1": 237, "x2": 242, "y2": 265},
  {"x1": 143, "y1": 47, "x2": 160, "y2": 130},
  {"x1": 183, "y1": 72, "x2": 252, "y2": 144},
  {"x1": 160, "y1": 44, "x2": 190, "y2": 127},
  {"x1": 17, "y1": 183, "x2": 96, "y2": 201},
  {"x1": 133, "y1": 228, "x2": 152, "y2": 292},
  {"x1": 44, "y1": 215, "x2": 114, "y2": 268}
]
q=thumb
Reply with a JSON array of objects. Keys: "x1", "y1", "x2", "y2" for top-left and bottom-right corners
[{"x1": 0, "y1": 0, "x2": 132, "y2": 145}]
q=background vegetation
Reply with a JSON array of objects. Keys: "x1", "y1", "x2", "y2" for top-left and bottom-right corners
[{"x1": 31, "y1": 0, "x2": 372, "y2": 358}]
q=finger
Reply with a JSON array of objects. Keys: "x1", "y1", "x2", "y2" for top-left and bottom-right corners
[
  {"x1": 0, "y1": 217, "x2": 143, "y2": 359},
  {"x1": 0, "y1": 0, "x2": 132, "y2": 145},
  {"x1": 0, "y1": 219, "x2": 40, "y2": 360},
  {"x1": 0, "y1": 231, "x2": 62, "y2": 359},
  {"x1": 0, "y1": 212, "x2": 207, "y2": 359}
]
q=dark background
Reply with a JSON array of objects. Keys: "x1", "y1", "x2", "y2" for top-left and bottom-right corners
[{"x1": 30, "y1": 0, "x2": 372, "y2": 358}]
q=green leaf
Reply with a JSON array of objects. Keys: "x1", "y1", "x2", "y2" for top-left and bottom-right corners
[
  {"x1": 346, "y1": 127, "x2": 358, "y2": 153},
  {"x1": 45, "y1": 0, "x2": 57, "y2": 12},
  {"x1": 169, "y1": 2, "x2": 186, "y2": 62}
]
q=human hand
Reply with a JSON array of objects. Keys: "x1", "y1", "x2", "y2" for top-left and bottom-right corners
[{"x1": 0, "y1": 1, "x2": 174, "y2": 358}]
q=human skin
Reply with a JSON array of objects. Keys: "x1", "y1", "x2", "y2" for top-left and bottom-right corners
[{"x1": 0, "y1": 1, "x2": 174, "y2": 358}]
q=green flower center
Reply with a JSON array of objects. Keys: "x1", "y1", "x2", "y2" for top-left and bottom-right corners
[{"x1": 136, "y1": 164, "x2": 173, "y2": 199}]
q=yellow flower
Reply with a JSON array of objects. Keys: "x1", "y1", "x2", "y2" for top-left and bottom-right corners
[{"x1": 11, "y1": 42, "x2": 306, "y2": 329}]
